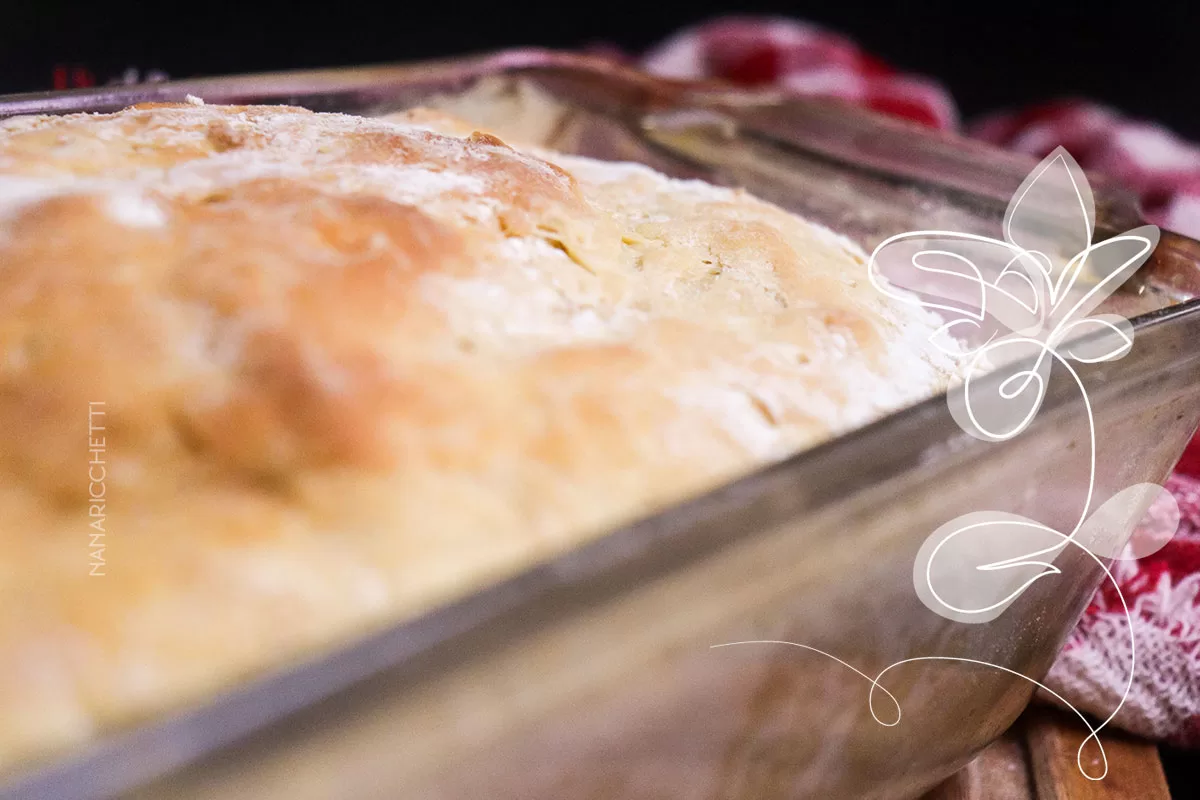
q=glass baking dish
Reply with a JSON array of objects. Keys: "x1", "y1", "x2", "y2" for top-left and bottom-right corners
[{"x1": 2, "y1": 50, "x2": 1199, "y2": 800}]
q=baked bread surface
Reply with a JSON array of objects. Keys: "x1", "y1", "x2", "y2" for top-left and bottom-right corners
[{"x1": 0, "y1": 101, "x2": 957, "y2": 765}]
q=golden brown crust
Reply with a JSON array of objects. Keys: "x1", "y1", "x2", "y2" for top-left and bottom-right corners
[{"x1": 0, "y1": 102, "x2": 958, "y2": 767}]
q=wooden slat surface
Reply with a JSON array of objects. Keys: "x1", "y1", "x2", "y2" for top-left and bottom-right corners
[
  {"x1": 922, "y1": 730, "x2": 1035, "y2": 799},
  {"x1": 1025, "y1": 707, "x2": 1171, "y2": 800},
  {"x1": 921, "y1": 706, "x2": 1171, "y2": 800}
]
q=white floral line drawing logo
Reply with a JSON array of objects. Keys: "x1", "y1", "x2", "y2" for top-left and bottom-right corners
[{"x1": 714, "y1": 148, "x2": 1181, "y2": 781}]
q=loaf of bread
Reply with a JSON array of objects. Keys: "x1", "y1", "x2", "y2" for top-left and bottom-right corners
[{"x1": 0, "y1": 101, "x2": 959, "y2": 768}]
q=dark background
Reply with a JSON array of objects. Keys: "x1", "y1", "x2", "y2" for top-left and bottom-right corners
[{"x1": 2, "y1": 1, "x2": 1200, "y2": 135}]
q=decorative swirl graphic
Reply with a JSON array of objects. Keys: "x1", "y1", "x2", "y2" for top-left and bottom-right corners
[
  {"x1": 865, "y1": 150, "x2": 1169, "y2": 620},
  {"x1": 716, "y1": 147, "x2": 1182, "y2": 781}
]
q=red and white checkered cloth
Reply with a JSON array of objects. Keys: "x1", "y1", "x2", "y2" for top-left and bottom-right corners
[{"x1": 639, "y1": 16, "x2": 1200, "y2": 748}]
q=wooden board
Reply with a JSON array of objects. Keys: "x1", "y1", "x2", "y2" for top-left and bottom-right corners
[{"x1": 921, "y1": 706, "x2": 1171, "y2": 800}]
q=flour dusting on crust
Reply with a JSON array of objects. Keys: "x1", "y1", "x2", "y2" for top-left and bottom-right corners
[{"x1": 0, "y1": 102, "x2": 962, "y2": 768}]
